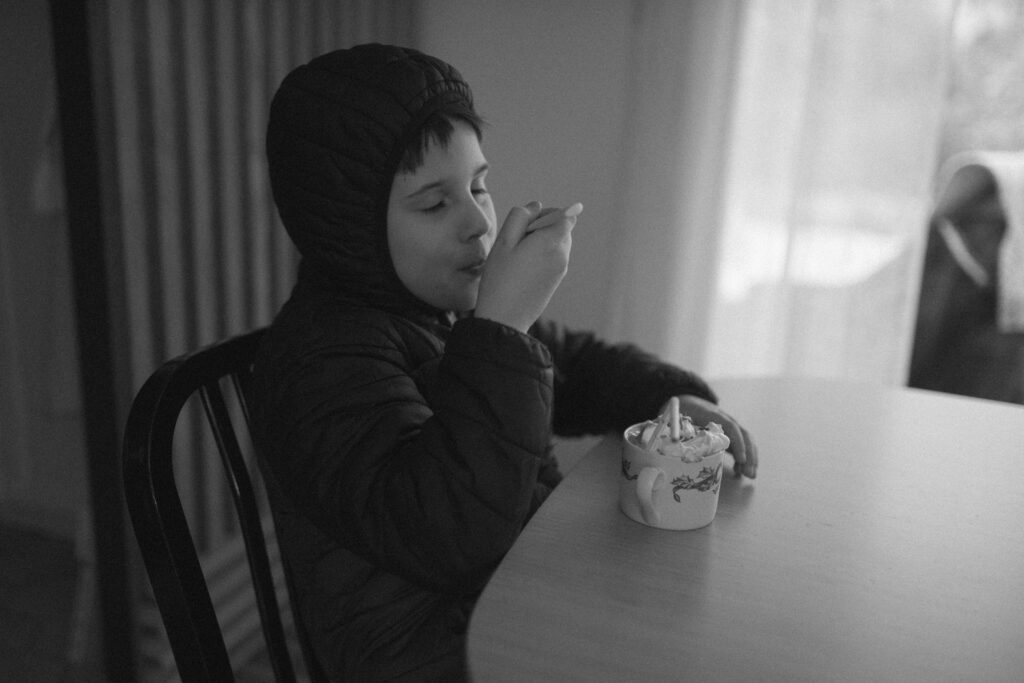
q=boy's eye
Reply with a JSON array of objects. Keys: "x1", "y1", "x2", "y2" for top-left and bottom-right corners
[
  {"x1": 423, "y1": 199, "x2": 447, "y2": 213},
  {"x1": 472, "y1": 186, "x2": 489, "y2": 198}
]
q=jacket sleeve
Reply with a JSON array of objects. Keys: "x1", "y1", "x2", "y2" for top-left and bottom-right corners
[
  {"x1": 255, "y1": 315, "x2": 552, "y2": 595},
  {"x1": 529, "y1": 318, "x2": 718, "y2": 437}
]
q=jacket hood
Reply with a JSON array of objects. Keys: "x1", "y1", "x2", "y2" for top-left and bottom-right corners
[{"x1": 266, "y1": 44, "x2": 475, "y2": 317}]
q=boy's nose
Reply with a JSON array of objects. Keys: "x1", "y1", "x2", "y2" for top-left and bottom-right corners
[{"x1": 460, "y1": 199, "x2": 493, "y2": 241}]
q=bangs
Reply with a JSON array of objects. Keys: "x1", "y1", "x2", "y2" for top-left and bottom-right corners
[{"x1": 396, "y1": 106, "x2": 485, "y2": 175}]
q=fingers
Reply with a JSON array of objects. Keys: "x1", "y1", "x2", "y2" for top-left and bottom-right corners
[
  {"x1": 720, "y1": 418, "x2": 746, "y2": 476},
  {"x1": 524, "y1": 203, "x2": 584, "y2": 235},
  {"x1": 730, "y1": 425, "x2": 758, "y2": 479},
  {"x1": 676, "y1": 394, "x2": 757, "y2": 479},
  {"x1": 524, "y1": 208, "x2": 562, "y2": 234},
  {"x1": 742, "y1": 426, "x2": 758, "y2": 477},
  {"x1": 476, "y1": 200, "x2": 579, "y2": 333},
  {"x1": 497, "y1": 202, "x2": 543, "y2": 246},
  {"x1": 718, "y1": 414, "x2": 756, "y2": 479}
]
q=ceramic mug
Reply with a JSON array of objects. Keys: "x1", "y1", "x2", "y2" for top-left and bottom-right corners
[{"x1": 619, "y1": 423, "x2": 725, "y2": 530}]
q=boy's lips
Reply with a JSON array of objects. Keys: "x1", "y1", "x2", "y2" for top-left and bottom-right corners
[
  {"x1": 460, "y1": 260, "x2": 486, "y2": 276},
  {"x1": 459, "y1": 251, "x2": 488, "y2": 276}
]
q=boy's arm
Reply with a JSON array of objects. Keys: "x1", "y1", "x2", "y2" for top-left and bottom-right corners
[
  {"x1": 257, "y1": 316, "x2": 552, "y2": 594},
  {"x1": 529, "y1": 318, "x2": 718, "y2": 437}
]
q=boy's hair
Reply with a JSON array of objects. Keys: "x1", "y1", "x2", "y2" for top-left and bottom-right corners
[{"x1": 396, "y1": 104, "x2": 485, "y2": 175}]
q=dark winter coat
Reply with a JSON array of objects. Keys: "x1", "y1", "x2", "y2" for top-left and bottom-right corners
[{"x1": 253, "y1": 44, "x2": 718, "y2": 680}]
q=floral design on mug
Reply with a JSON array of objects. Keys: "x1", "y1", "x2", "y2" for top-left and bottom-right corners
[
  {"x1": 671, "y1": 463, "x2": 722, "y2": 500},
  {"x1": 621, "y1": 459, "x2": 638, "y2": 481}
]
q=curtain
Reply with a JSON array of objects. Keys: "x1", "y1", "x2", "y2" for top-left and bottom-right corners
[
  {"x1": 606, "y1": 0, "x2": 955, "y2": 386},
  {"x1": 99, "y1": 0, "x2": 415, "y2": 392},
  {"x1": 705, "y1": 0, "x2": 955, "y2": 383},
  {"x1": 604, "y1": 1, "x2": 744, "y2": 371},
  {"x1": 77, "y1": 2, "x2": 417, "y2": 679}
]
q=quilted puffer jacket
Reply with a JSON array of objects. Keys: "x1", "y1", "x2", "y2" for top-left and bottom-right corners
[{"x1": 253, "y1": 44, "x2": 718, "y2": 680}]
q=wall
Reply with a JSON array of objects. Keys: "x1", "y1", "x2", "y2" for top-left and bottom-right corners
[
  {"x1": 0, "y1": 0, "x2": 87, "y2": 537},
  {"x1": 417, "y1": 0, "x2": 634, "y2": 335}
]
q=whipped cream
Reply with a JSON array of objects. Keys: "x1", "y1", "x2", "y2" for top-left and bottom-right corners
[{"x1": 635, "y1": 416, "x2": 730, "y2": 462}]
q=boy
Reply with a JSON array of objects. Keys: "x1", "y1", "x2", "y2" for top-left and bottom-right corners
[{"x1": 254, "y1": 43, "x2": 756, "y2": 681}]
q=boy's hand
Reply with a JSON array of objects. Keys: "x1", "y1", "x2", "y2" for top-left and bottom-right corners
[
  {"x1": 475, "y1": 201, "x2": 582, "y2": 333},
  {"x1": 675, "y1": 394, "x2": 758, "y2": 479}
]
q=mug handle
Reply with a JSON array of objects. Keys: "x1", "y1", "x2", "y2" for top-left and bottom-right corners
[{"x1": 637, "y1": 466, "x2": 665, "y2": 526}]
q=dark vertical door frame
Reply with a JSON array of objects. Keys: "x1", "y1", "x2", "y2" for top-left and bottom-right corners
[{"x1": 49, "y1": 0, "x2": 136, "y2": 680}]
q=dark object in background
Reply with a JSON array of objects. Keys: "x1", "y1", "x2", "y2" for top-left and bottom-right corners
[{"x1": 909, "y1": 156, "x2": 1024, "y2": 404}]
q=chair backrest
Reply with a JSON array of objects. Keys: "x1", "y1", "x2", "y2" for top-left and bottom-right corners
[{"x1": 122, "y1": 328, "x2": 327, "y2": 682}]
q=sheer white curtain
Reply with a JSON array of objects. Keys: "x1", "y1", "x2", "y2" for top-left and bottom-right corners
[
  {"x1": 604, "y1": 0, "x2": 743, "y2": 371},
  {"x1": 607, "y1": 0, "x2": 955, "y2": 386}
]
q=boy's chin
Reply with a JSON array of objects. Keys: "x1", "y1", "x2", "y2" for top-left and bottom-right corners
[
  {"x1": 451, "y1": 286, "x2": 480, "y2": 314},
  {"x1": 424, "y1": 290, "x2": 478, "y2": 315},
  {"x1": 452, "y1": 297, "x2": 478, "y2": 315}
]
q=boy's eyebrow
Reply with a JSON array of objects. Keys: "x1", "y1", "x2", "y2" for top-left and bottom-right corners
[{"x1": 404, "y1": 163, "x2": 489, "y2": 199}]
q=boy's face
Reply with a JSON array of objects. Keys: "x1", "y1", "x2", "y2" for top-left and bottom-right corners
[{"x1": 387, "y1": 122, "x2": 497, "y2": 313}]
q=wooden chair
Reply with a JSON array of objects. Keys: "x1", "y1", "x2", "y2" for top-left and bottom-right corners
[{"x1": 122, "y1": 328, "x2": 328, "y2": 682}]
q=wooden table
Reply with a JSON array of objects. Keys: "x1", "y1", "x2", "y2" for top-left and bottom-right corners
[{"x1": 468, "y1": 377, "x2": 1024, "y2": 682}]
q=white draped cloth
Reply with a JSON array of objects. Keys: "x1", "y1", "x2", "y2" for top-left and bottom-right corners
[{"x1": 604, "y1": 0, "x2": 956, "y2": 386}]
